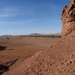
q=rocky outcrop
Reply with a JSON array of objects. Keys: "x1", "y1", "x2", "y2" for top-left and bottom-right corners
[{"x1": 62, "y1": 0, "x2": 75, "y2": 37}]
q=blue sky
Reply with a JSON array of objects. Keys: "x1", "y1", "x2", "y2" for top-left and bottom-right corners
[{"x1": 0, "y1": 0, "x2": 69, "y2": 35}]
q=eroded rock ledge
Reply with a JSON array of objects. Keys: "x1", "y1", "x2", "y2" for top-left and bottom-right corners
[{"x1": 62, "y1": 0, "x2": 75, "y2": 37}]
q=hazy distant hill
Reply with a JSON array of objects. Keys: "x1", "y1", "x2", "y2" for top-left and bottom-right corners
[
  {"x1": 52, "y1": 33, "x2": 61, "y2": 35},
  {"x1": 29, "y1": 33, "x2": 42, "y2": 36},
  {"x1": 2, "y1": 35, "x2": 12, "y2": 36}
]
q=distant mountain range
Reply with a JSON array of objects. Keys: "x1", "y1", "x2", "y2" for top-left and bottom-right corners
[
  {"x1": 0, "y1": 33, "x2": 61, "y2": 36},
  {"x1": 29, "y1": 33, "x2": 42, "y2": 36}
]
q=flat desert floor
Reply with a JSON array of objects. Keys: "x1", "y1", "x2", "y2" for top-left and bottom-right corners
[{"x1": 0, "y1": 36, "x2": 61, "y2": 74}]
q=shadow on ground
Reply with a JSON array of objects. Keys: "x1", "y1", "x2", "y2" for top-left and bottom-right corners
[
  {"x1": 0, "y1": 65, "x2": 9, "y2": 75},
  {"x1": 0, "y1": 46, "x2": 6, "y2": 50},
  {"x1": 0, "y1": 59, "x2": 19, "y2": 75}
]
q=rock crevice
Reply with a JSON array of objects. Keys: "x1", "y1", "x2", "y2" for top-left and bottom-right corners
[{"x1": 62, "y1": 0, "x2": 75, "y2": 37}]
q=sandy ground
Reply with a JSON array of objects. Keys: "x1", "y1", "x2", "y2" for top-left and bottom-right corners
[{"x1": 0, "y1": 36, "x2": 61, "y2": 74}]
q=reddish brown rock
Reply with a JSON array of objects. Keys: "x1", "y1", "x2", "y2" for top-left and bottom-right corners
[{"x1": 62, "y1": 0, "x2": 75, "y2": 37}]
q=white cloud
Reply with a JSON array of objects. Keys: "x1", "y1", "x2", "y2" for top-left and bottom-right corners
[
  {"x1": 0, "y1": 18, "x2": 38, "y2": 25},
  {"x1": 0, "y1": 2, "x2": 58, "y2": 18},
  {"x1": 0, "y1": 6, "x2": 34, "y2": 17},
  {"x1": 40, "y1": 2, "x2": 59, "y2": 14},
  {"x1": 0, "y1": 7, "x2": 18, "y2": 17}
]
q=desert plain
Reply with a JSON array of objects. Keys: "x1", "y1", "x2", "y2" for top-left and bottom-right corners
[{"x1": 0, "y1": 35, "x2": 61, "y2": 74}]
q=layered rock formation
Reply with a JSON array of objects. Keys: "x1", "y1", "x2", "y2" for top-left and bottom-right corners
[
  {"x1": 62, "y1": 0, "x2": 75, "y2": 37},
  {"x1": 3, "y1": 0, "x2": 75, "y2": 75}
]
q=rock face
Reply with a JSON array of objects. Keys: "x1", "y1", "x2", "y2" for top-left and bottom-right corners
[{"x1": 62, "y1": 0, "x2": 75, "y2": 37}]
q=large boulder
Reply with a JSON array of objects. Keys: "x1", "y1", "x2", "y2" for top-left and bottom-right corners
[{"x1": 62, "y1": 0, "x2": 75, "y2": 37}]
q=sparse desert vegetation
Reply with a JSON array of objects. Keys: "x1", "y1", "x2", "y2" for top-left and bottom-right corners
[{"x1": 0, "y1": 35, "x2": 61, "y2": 74}]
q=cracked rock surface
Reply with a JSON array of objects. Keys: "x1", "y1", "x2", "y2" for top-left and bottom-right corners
[{"x1": 62, "y1": 0, "x2": 75, "y2": 37}]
